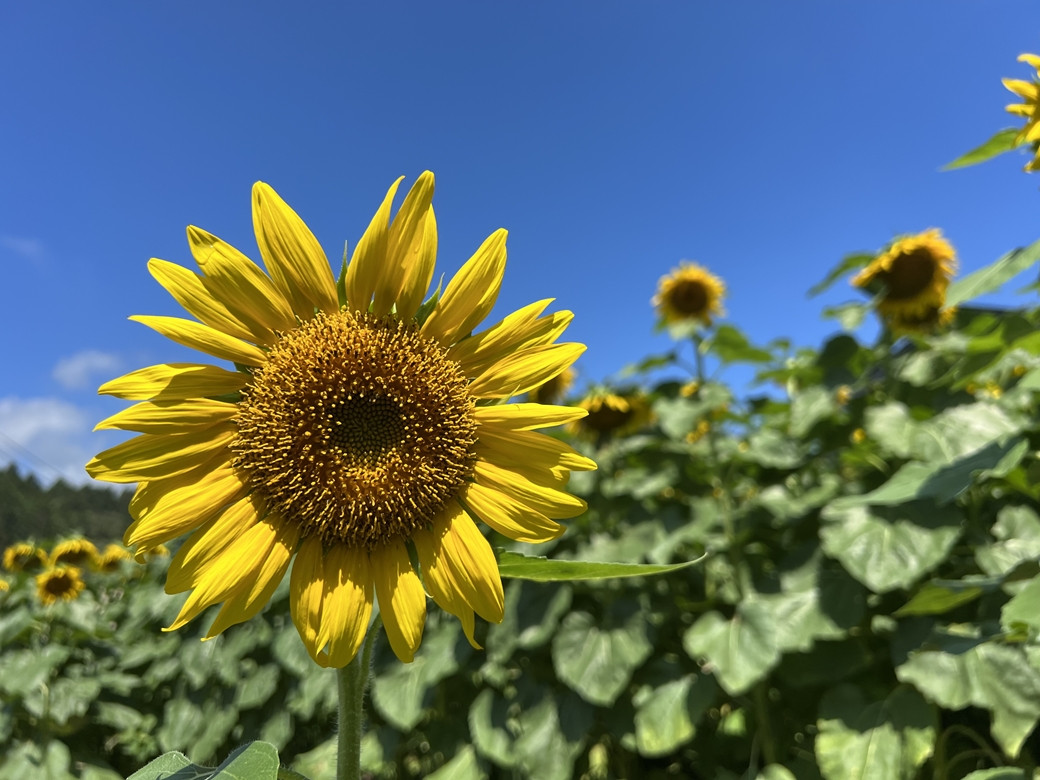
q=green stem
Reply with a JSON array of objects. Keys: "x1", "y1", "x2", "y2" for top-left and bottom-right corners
[{"x1": 336, "y1": 619, "x2": 380, "y2": 780}]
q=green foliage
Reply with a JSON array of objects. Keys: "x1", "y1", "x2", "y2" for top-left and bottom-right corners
[{"x1": 943, "y1": 128, "x2": 1023, "y2": 170}]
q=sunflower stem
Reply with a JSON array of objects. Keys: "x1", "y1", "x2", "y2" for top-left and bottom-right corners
[{"x1": 336, "y1": 620, "x2": 379, "y2": 780}]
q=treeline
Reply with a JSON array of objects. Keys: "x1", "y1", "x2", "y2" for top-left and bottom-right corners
[{"x1": 0, "y1": 466, "x2": 131, "y2": 549}]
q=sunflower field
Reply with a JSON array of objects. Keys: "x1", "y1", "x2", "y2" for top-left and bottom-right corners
[{"x1": 8, "y1": 53, "x2": 1040, "y2": 780}]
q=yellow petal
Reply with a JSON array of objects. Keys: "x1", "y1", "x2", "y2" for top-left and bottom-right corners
[
  {"x1": 165, "y1": 493, "x2": 266, "y2": 592},
  {"x1": 473, "y1": 460, "x2": 587, "y2": 519},
  {"x1": 95, "y1": 398, "x2": 238, "y2": 433},
  {"x1": 373, "y1": 171, "x2": 435, "y2": 318},
  {"x1": 476, "y1": 424, "x2": 597, "y2": 473},
  {"x1": 446, "y1": 299, "x2": 552, "y2": 373},
  {"x1": 148, "y1": 259, "x2": 263, "y2": 344},
  {"x1": 345, "y1": 177, "x2": 403, "y2": 314},
  {"x1": 99, "y1": 363, "x2": 246, "y2": 401},
  {"x1": 1004, "y1": 78, "x2": 1040, "y2": 101},
  {"x1": 290, "y1": 536, "x2": 327, "y2": 664},
  {"x1": 1026, "y1": 122, "x2": 1040, "y2": 143},
  {"x1": 413, "y1": 526, "x2": 482, "y2": 649},
  {"x1": 473, "y1": 403, "x2": 587, "y2": 431},
  {"x1": 1020, "y1": 53, "x2": 1040, "y2": 71},
  {"x1": 1006, "y1": 103, "x2": 1036, "y2": 117},
  {"x1": 468, "y1": 343, "x2": 585, "y2": 399},
  {"x1": 436, "y1": 501, "x2": 504, "y2": 622},
  {"x1": 320, "y1": 544, "x2": 374, "y2": 668},
  {"x1": 129, "y1": 315, "x2": 267, "y2": 367},
  {"x1": 87, "y1": 425, "x2": 237, "y2": 484},
  {"x1": 460, "y1": 481, "x2": 565, "y2": 543},
  {"x1": 396, "y1": 207, "x2": 438, "y2": 321},
  {"x1": 252, "y1": 182, "x2": 338, "y2": 318},
  {"x1": 421, "y1": 229, "x2": 507, "y2": 345},
  {"x1": 372, "y1": 542, "x2": 425, "y2": 662},
  {"x1": 202, "y1": 515, "x2": 299, "y2": 639},
  {"x1": 188, "y1": 226, "x2": 297, "y2": 337}
]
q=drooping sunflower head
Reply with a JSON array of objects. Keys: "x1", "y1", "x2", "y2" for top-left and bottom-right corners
[
  {"x1": 87, "y1": 173, "x2": 594, "y2": 666},
  {"x1": 528, "y1": 366, "x2": 575, "y2": 405},
  {"x1": 1004, "y1": 53, "x2": 1040, "y2": 171},
  {"x1": 3, "y1": 542, "x2": 46, "y2": 573},
  {"x1": 36, "y1": 566, "x2": 86, "y2": 605},
  {"x1": 886, "y1": 304, "x2": 957, "y2": 336},
  {"x1": 49, "y1": 538, "x2": 100, "y2": 569},
  {"x1": 653, "y1": 262, "x2": 726, "y2": 326},
  {"x1": 96, "y1": 543, "x2": 133, "y2": 573},
  {"x1": 851, "y1": 229, "x2": 957, "y2": 320},
  {"x1": 570, "y1": 389, "x2": 650, "y2": 439}
]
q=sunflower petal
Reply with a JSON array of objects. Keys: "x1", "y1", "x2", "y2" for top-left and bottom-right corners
[
  {"x1": 413, "y1": 527, "x2": 482, "y2": 649},
  {"x1": 473, "y1": 403, "x2": 587, "y2": 430},
  {"x1": 130, "y1": 315, "x2": 267, "y2": 366},
  {"x1": 461, "y1": 482, "x2": 565, "y2": 543},
  {"x1": 87, "y1": 425, "x2": 236, "y2": 484},
  {"x1": 435, "y1": 502, "x2": 505, "y2": 622},
  {"x1": 396, "y1": 207, "x2": 438, "y2": 322},
  {"x1": 373, "y1": 171, "x2": 435, "y2": 318},
  {"x1": 372, "y1": 542, "x2": 425, "y2": 663},
  {"x1": 345, "y1": 177, "x2": 404, "y2": 314},
  {"x1": 445, "y1": 299, "x2": 556, "y2": 374},
  {"x1": 290, "y1": 536, "x2": 327, "y2": 664},
  {"x1": 421, "y1": 228, "x2": 507, "y2": 345},
  {"x1": 188, "y1": 226, "x2": 297, "y2": 337},
  {"x1": 1005, "y1": 78, "x2": 1040, "y2": 101},
  {"x1": 148, "y1": 259, "x2": 262, "y2": 344},
  {"x1": 476, "y1": 423, "x2": 596, "y2": 474},
  {"x1": 99, "y1": 363, "x2": 246, "y2": 401},
  {"x1": 474, "y1": 460, "x2": 587, "y2": 519},
  {"x1": 252, "y1": 182, "x2": 338, "y2": 318},
  {"x1": 320, "y1": 544, "x2": 374, "y2": 668},
  {"x1": 95, "y1": 398, "x2": 238, "y2": 433},
  {"x1": 468, "y1": 343, "x2": 585, "y2": 399}
]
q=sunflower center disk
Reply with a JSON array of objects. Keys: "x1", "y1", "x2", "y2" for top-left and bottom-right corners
[
  {"x1": 232, "y1": 311, "x2": 477, "y2": 549},
  {"x1": 885, "y1": 249, "x2": 937, "y2": 299},
  {"x1": 670, "y1": 280, "x2": 709, "y2": 316}
]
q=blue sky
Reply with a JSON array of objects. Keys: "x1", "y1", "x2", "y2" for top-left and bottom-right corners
[{"x1": 2, "y1": 2, "x2": 1039, "y2": 484}]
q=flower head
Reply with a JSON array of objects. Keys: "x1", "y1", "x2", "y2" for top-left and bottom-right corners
[
  {"x1": 653, "y1": 262, "x2": 725, "y2": 326},
  {"x1": 851, "y1": 230, "x2": 956, "y2": 321},
  {"x1": 36, "y1": 566, "x2": 86, "y2": 605},
  {"x1": 570, "y1": 389, "x2": 650, "y2": 438},
  {"x1": 3, "y1": 543, "x2": 46, "y2": 573},
  {"x1": 96, "y1": 543, "x2": 133, "y2": 573},
  {"x1": 49, "y1": 538, "x2": 100, "y2": 569},
  {"x1": 1004, "y1": 53, "x2": 1040, "y2": 171},
  {"x1": 87, "y1": 173, "x2": 593, "y2": 666},
  {"x1": 886, "y1": 304, "x2": 956, "y2": 336}
]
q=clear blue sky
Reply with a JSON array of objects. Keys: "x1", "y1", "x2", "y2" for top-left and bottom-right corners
[{"x1": 2, "y1": 2, "x2": 1039, "y2": 484}]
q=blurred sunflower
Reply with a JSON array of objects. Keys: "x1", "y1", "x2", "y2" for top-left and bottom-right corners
[
  {"x1": 886, "y1": 304, "x2": 956, "y2": 336},
  {"x1": 87, "y1": 173, "x2": 593, "y2": 666},
  {"x1": 0, "y1": 579, "x2": 9, "y2": 593},
  {"x1": 851, "y1": 230, "x2": 956, "y2": 321},
  {"x1": 50, "y1": 538, "x2": 100, "y2": 568},
  {"x1": 36, "y1": 566, "x2": 86, "y2": 605},
  {"x1": 653, "y1": 262, "x2": 725, "y2": 326},
  {"x1": 528, "y1": 366, "x2": 575, "y2": 405},
  {"x1": 96, "y1": 543, "x2": 133, "y2": 573},
  {"x1": 3, "y1": 543, "x2": 46, "y2": 573},
  {"x1": 1004, "y1": 53, "x2": 1040, "y2": 172},
  {"x1": 570, "y1": 389, "x2": 650, "y2": 438}
]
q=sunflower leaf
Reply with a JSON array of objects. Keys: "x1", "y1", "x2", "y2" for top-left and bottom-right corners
[
  {"x1": 808, "y1": 253, "x2": 875, "y2": 298},
  {"x1": 946, "y1": 238, "x2": 1040, "y2": 307},
  {"x1": 495, "y1": 550, "x2": 703, "y2": 581},
  {"x1": 942, "y1": 128, "x2": 1021, "y2": 171}
]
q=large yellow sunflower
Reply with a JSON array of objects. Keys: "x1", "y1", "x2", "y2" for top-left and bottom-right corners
[
  {"x1": 3, "y1": 542, "x2": 46, "y2": 573},
  {"x1": 653, "y1": 262, "x2": 725, "y2": 326},
  {"x1": 851, "y1": 229, "x2": 957, "y2": 320},
  {"x1": 36, "y1": 566, "x2": 86, "y2": 605},
  {"x1": 1004, "y1": 53, "x2": 1040, "y2": 172},
  {"x1": 87, "y1": 172, "x2": 593, "y2": 666}
]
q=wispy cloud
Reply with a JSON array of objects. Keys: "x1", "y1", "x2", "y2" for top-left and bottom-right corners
[
  {"x1": 0, "y1": 235, "x2": 46, "y2": 263},
  {"x1": 0, "y1": 397, "x2": 95, "y2": 486},
  {"x1": 53, "y1": 350, "x2": 122, "y2": 390}
]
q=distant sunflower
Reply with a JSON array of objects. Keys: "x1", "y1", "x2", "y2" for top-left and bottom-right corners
[
  {"x1": 0, "y1": 579, "x2": 9, "y2": 593},
  {"x1": 571, "y1": 390, "x2": 649, "y2": 438},
  {"x1": 653, "y1": 262, "x2": 725, "y2": 326},
  {"x1": 1004, "y1": 53, "x2": 1040, "y2": 172},
  {"x1": 36, "y1": 566, "x2": 86, "y2": 605},
  {"x1": 851, "y1": 230, "x2": 956, "y2": 320},
  {"x1": 50, "y1": 538, "x2": 100, "y2": 569},
  {"x1": 96, "y1": 544, "x2": 133, "y2": 573},
  {"x1": 886, "y1": 304, "x2": 956, "y2": 336},
  {"x1": 3, "y1": 543, "x2": 46, "y2": 573},
  {"x1": 87, "y1": 173, "x2": 593, "y2": 666},
  {"x1": 528, "y1": 366, "x2": 575, "y2": 405}
]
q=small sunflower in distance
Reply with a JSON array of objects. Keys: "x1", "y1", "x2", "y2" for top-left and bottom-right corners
[
  {"x1": 571, "y1": 389, "x2": 650, "y2": 439},
  {"x1": 653, "y1": 262, "x2": 725, "y2": 326},
  {"x1": 50, "y1": 537, "x2": 100, "y2": 569},
  {"x1": 851, "y1": 229, "x2": 956, "y2": 322},
  {"x1": 3, "y1": 543, "x2": 46, "y2": 573},
  {"x1": 1004, "y1": 53, "x2": 1040, "y2": 172},
  {"x1": 96, "y1": 543, "x2": 133, "y2": 573},
  {"x1": 0, "y1": 579, "x2": 9, "y2": 593},
  {"x1": 36, "y1": 566, "x2": 86, "y2": 605},
  {"x1": 87, "y1": 173, "x2": 593, "y2": 666}
]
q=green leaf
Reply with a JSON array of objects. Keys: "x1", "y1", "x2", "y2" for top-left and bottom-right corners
[
  {"x1": 758, "y1": 768, "x2": 798, "y2": 780},
  {"x1": 741, "y1": 427, "x2": 805, "y2": 469},
  {"x1": 942, "y1": 127, "x2": 1021, "y2": 170},
  {"x1": 552, "y1": 607, "x2": 653, "y2": 706},
  {"x1": 815, "y1": 685, "x2": 936, "y2": 780},
  {"x1": 128, "y1": 743, "x2": 281, "y2": 780},
  {"x1": 683, "y1": 600, "x2": 782, "y2": 695},
  {"x1": 960, "y1": 770, "x2": 1033, "y2": 780},
  {"x1": 707, "y1": 324, "x2": 773, "y2": 364},
  {"x1": 789, "y1": 386, "x2": 837, "y2": 437},
  {"x1": 495, "y1": 550, "x2": 702, "y2": 581},
  {"x1": 1002, "y1": 574, "x2": 1040, "y2": 633},
  {"x1": 895, "y1": 576, "x2": 1006, "y2": 617},
  {"x1": 822, "y1": 301, "x2": 870, "y2": 330},
  {"x1": 809, "y1": 252, "x2": 875, "y2": 298},
  {"x1": 633, "y1": 668, "x2": 716, "y2": 757},
  {"x1": 427, "y1": 745, "x2": 484, "y2": 780},
  {"x1": 896, "y1": 642, "x2": 1040, "y2": 756},
  {"x1": 947, "y1": 237, "x2": 1040, "y2": 306},
  {"x1": 0, "y1": 645, "x2": 71, "y2": 696},
  {"x1": 126, "y1": 751, "x2": 192, "y2": 779}
]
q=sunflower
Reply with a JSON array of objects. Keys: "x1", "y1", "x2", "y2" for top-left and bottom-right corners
[
  {"x1": 96, "y1": 543, "x2": 133, "y2": 573},
  {"x1": 0, "y1": 579, "x2": 9, "y2": 593},
  {"x1": 570, "y1": 389, "x2": 650, "y2": 438},
  {"x1": 50, "y1": 537, "x2": 100, "y2": 568},
  {"x1": 886, "y1": 304, "x2": 956, "y2": 336},
  {"x1": 528, "y1": 366, "x2": 575, "y2": 404},
  {"x1": 3, "y1": 542, "x2": 46, "y2": 573},
  {"x1": 87, "y1": 173, "x2": 593, "y2": 666},
  {"x1": 851, "y1": 230, "x2": 956, "y2": 320},
  {"x1": 1004, "y1": 53, "x2": 1040, "y2": 172},
  {"x1": 36, "y1": 566, "x2": 86, "y2": 605},
  {"x1": 653, "y1": 262, "x2": 726, "y2": 326}
]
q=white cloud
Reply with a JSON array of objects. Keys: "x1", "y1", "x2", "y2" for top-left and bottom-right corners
[
  {"x1": 0, "y1": 235, "x2": 46, "y2": 262},
  {"x1": 0, "y1": 397, "x2": 96, "y2": 486},
  {"x1": 53, "y1": 350, "x2": 122, "y2": 390}
]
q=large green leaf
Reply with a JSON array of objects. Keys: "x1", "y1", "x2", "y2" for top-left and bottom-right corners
[
  {"x1": 707, "y1": 324, "x2": 774, "y2": 364},
  {"x1": 496, "y1": 550, "x2": 701, "y2": 581},
  {"x1": 895, "y1": 575, "x2": 1006, "y2": 617},
  {"x1": 815, "y1": 685, "x2": 936, "y2": 780},
  {"x1": 0, "y1": 644, "x2": 71, "y2": 696},
  {"x1": 976, "y1": 505, "x2": 1040, "y2": 577},
  {"x1": 942, "y1": 128, "x2": 1021, "y2": 170},
  {"x1": 809, "y1": 252, "x2": 875, "y2": 297},
  {"x1": 427, "y1": 745, "x2": 484, "y2": 780},
  {"x1": 683, "y1": 599, "x2": 782, "y2": 695},
  {"x1": 127, "y1": 742, "x2": 280, "y2": 779},
  {"x1": 789, "y1": 386, "x2": 836, "y2": 437},
  {"x1": 1002, "y1": 574, "x2": 1040, "y2": 633},
  {"x1": 633, "y1": 660, "x2": 717, "y2": 757},
  {"x1": 947, "y1": 236, "x2": 1040, "y2": 307}
]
